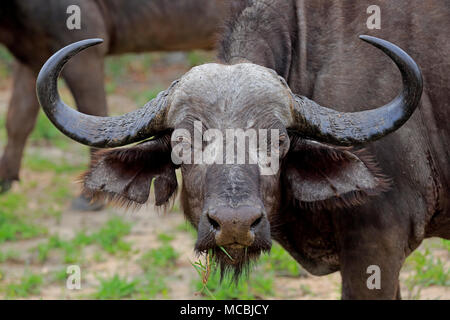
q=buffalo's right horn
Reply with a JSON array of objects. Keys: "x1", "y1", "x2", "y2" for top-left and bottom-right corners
[
  {"x1": 290, "y1": 35, "x2": 423, "y2": 146},
  {"x1": 36, "y1": 39, "x2": 178, "y2": 148}
]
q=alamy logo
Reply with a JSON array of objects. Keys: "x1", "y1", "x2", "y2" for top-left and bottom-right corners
[
  {"x1": 171, "y1": 121, "x2": 281, "y2": 176},
  {"x1": 366, "y1": 5, "x2": 381, "y2": 30},
  {"x1": 66, "y1": 5, "x2": 81, "y2": 30},
  {"x1": 366, "y1": 265, "x2": 381, "y2": 289},
  {"x1": 66, "y1": 265, "x2": 81, "y2": 290}
]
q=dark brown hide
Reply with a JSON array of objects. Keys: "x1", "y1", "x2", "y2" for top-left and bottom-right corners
[{"x1": 219, "y1": 0, "x2": 449, "y2": 299}]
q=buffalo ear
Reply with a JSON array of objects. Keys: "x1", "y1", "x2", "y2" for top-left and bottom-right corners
[
  {"x1": 82, "y1": 137, "x2": 177, "y2": 207},
  {"x1": 282, "y1": 138, "x2": 390, "y2": 210}
]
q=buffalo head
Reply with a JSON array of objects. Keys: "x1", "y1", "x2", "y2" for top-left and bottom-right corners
[{"x1": 36, "y1": 36, "x2": 422, "y2": 278}]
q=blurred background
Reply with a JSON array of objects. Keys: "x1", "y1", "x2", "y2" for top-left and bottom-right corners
[{"x1": 0, "y1": 44, "x2": 448, "y2": 300}]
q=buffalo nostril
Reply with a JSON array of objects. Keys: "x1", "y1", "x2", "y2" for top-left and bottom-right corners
[
  {"x1": 250, "y1": 214, "x2": 263, "y2": 229},
  {"x1": 207, "y1": 214, "x2": 220, "y2": 230}
]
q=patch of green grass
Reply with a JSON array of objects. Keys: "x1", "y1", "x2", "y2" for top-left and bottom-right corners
[
  {"x1": 131, "y1": 89, "x2": 162, "y2": 106},
  {"x1": 94, "y1": 217, "x2": 132, "y2": 254},
  {"x1": 134, "y1": 270, "x2": 169, "y2": 299},
  {"x1": 35, "y1": 235, "x2": 82, "y2": 263},
  {"x1": 171, "y1": 202, "x2": 181, "y2": 213},
  {"x1": 93, "y1": 251, "x2": 106, "y2": 263},
  {"x1": 176, "y1": 222, "x2": 197, "y2": 239},
  {"x1": 0, "y1": 249, "x2": 19, "y2": 263},
  {"x1": 194, "y1": 268, "x2": 274, "y2": 300},
  {"x1": 405, "y1": 248, "x2": 449, "y2": 288},
  {"x1": 260, "y1": 243, "x2": 303, "y2": 277},
  {"x1": 105, "y1": 55, "x2": 135, "y2": 79},
  {"x1": 24, "y1": 154, "x2": 84, "y2": 174},
  {"x1": 192, "y1": 243, "x2": 301, "y2": 300},
  {"x1": 0, "y1": 45, "x2": 13, "y2": 78},
  {"x1": 440, "y1": 239, "x2": 450, "y2": 251},
  {"x1": 131, "y1": 240, "x2": 179, "y2": 299},
  {"x1": 105, "y1": 54, "x2": 153, "y2": 80},
  {"x1": 131, "y1": 241, "x2": 180, "y2": 299},
  {"x1": 94, "y1": 275, "x2": 138, "y2": 300},
  {"x1": 0, "y1": 114, "x2": 5, "y2": 143},
  {"x1": 139, "y1": 244, "x2": 179, "y2": 271},
  {"x1": 187, "y1": 51, "x2": 212, "y2": 67},
  {"x1": 0, "y1": 193, "x2": 46, "y2": 243},
  {"x1": 191, "y1": 252, "x2": 274, "y2": 300},
  {"x1": 300, "y1": 284, "x2": 315, "y2": 296},
  {"x1": 105, "y1": 81, "x2": 117, "y2": 94},
  {"x1": 29, "y1": 112, "x2": 70, "y2": 148},
  {"x1": 95, "y1": 270, "x2": 169, "y2": 300},
  {"x1": 4, "y1": 273, "x2": 43, "y2": 298},
  {"x1": 52, "y1": 268, "x2": 69, "y2": 283},
  {"x1": 33, "y1": 217, "x2": 132, "y2": 263},
  {"x1": 157, "y1": 233, "x2": 175, "y2": 243},
  {"x1": 50, "y1": 184, "x2": 72, "y2": 203}
]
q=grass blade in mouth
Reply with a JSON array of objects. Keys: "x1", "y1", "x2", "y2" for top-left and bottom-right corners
[{"x1": 219, "y1": 246, "x2": 234, "y2": 261}]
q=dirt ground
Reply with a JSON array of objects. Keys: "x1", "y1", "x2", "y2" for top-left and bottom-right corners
[{"x1": 0, "y1": 52, "x2": 448, "y2": 300}]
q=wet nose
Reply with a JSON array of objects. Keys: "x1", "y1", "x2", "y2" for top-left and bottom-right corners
[{"x1": 207, "y1": 205, "x2": 264, "y2": 247}]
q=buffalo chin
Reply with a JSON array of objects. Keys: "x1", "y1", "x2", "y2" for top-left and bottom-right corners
[{"x1": 195, "y1": 241, "x2": 272, "y2": 282}]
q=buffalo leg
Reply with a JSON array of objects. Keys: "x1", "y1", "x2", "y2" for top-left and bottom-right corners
[
  {"x1": 0, "y1": 61, "x2": 40, "y2": 193},
  {"x1": 395, "y1": 281, "x2": 402, "y2": 300},
  {"x1": 334, "y1": 209, "x2": 407, "y2": 299},
  {"x1": 61, "y1": 50, "x2": 107, "y2": 211}
]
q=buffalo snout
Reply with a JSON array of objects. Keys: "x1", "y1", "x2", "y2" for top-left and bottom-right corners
[{"x1": 206, "y1": 205, "x2": 266, "y2": 247}]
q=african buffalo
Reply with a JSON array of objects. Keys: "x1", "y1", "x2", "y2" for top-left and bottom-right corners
[
  {"x1": 36, "y1": 0, "x2": 449, "y2": 299},
  {"x1": 0, "y1": 0, "x2": 233, "y2": 209}
]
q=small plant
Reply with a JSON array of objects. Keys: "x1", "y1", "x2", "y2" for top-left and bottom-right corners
[
  {"x1": 5, "y1": 273, "x2": 43, "y2": 298},
  {"x1": 405, "y1": 248, "x2": 449, "y2": 287},
  {"x1": 0, "y1": 45, "x2": 13, "y2": 78},
  {"x1": 187, "y1": 51, "x2": 213, "y2": 67},
  {"x1": 34, "y1": 234, "x2": 84, "y2": 263},
  {"x1": 193, "y1": 266, "x2": 274, "y2": 300},
  {"x1": 300, "y1": 284, "x2": 314, "y2": 296},
  {"x1": 260, "y1": 243, "x2": 303, "y2": 277},
  {"x1": 131, "y1": 89, "x2": 162, "y2": 106},
  {"x1": 52, "y1": 268, "x2": 69, "y2": 283},
  {"x1": 29, "y1": 111, "x2": 69, "y2": 148},
  {"x1": 93, "y1": 217, "x2": 132, "y2": 254},
  {"x1": 139, "y1": 245, "x2": 179, "y2": 271},
  {"x1": 441, "y1": 239, "x2": 450, "y2": 251},
  {"x1": 157, "y1": 233, "x2": 175, "y2": 243},
  {"x1": 191, "y1": 247, "x2": 274, "y2": 300},
  {"x1": 176, "y1": 222, "x2": 197, "y2": 238},
  {"x1": 0, "y1": 249, "x2": 19, "y2": 263},
  {"x1": 0, "y1": 193, "x2": 46, "y2": 243},
  {"x1": 33, "y1": 217, "x2": 132, "y2": 263},
  {"x1": 24, "y1": 154, "x2": 84, "y2": 174},
  {"x1": 94, "y1": 275, "x2": 137, "y2": 300},
  {"x1": 135, "y1": 270, "x2": 168, "y2": 299},
  {"x1": 191, "y1": 251, "x2": 216, "y2": 300}
]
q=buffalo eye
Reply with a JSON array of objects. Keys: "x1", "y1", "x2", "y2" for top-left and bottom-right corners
[{"x1": 277, "y1": 133, "x2": 290, "y2": 158}]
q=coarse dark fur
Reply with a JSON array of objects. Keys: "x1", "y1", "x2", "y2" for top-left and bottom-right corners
[{"x1": 213, "y1": 0, "x2": 449, "y2": 299}]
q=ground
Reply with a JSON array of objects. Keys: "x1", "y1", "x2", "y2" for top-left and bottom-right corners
[{"x1": 0, "y1": 47, "x2": 448, "y2": 300}]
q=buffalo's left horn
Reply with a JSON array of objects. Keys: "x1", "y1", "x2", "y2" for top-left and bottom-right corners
[
  {"x1": 36, "y1": 39, "x2": 178, "y2": 148},
  {"x1": 291, "y1": 35, "x2": 423, "y2": 146}
]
